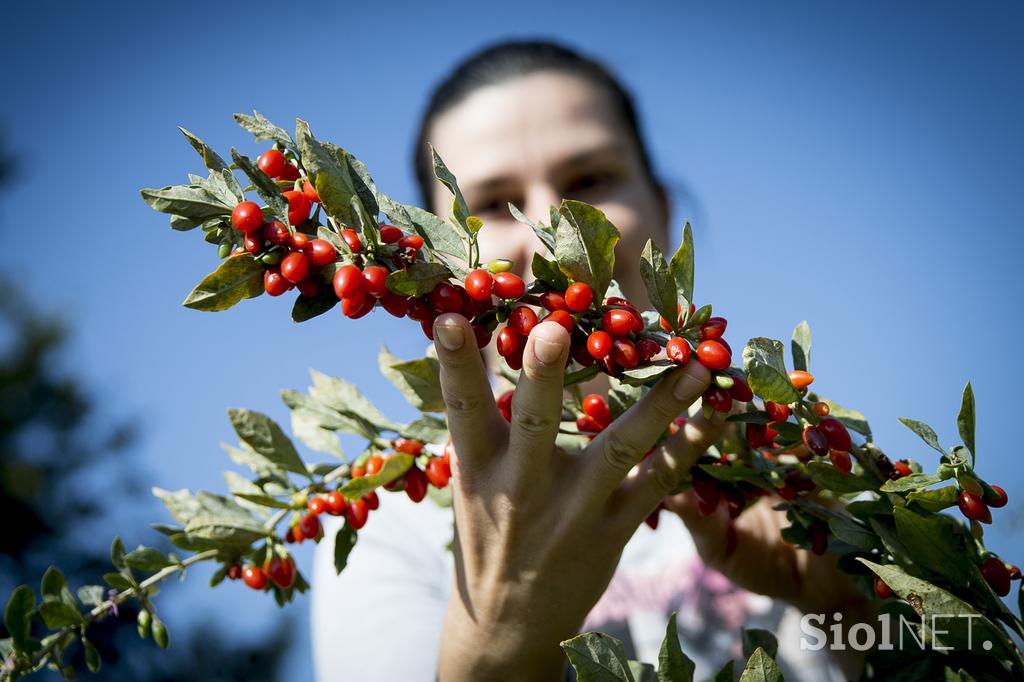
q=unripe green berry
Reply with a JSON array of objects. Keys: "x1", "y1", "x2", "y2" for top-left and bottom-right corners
[{"x1": 488, "y1": 259, "x2": 514, "y2": 273}]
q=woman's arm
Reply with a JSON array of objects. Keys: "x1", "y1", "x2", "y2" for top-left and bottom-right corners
[{"x1": 431, "y1": 313, "x2": 724, "y2": 682}]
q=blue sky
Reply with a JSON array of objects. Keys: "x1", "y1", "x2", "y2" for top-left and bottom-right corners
[{"x1": 2, "y1": 1, "x2": 1022, "y2": 678}]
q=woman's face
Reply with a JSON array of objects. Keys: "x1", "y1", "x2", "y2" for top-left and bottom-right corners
[{"x1": 427, "y1": 71, "x2": 669, "y2": 305}]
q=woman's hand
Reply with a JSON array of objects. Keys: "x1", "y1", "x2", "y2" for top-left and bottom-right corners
[{"x1": 432, "y1": 313, "x2": 724, "y2": 682}]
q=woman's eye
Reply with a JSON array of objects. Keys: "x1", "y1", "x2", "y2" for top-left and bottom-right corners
[
  {"x1": 563, "y1": 172, "x2": 616, "y2": 198},
  {"x1": 474, "y1": 197, "x2": 516, "y2": 217}
]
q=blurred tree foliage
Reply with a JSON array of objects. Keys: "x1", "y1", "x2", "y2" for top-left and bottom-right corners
[{"x1": 0, "y1": 133, "x2": 291, "y2": 680}]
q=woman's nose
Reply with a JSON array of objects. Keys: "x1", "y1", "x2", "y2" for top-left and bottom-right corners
[{"x1": 523, "y1": 182, "x2": 562, "y2": 226}]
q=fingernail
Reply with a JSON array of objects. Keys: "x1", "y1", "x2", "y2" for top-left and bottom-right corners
[
  {"x1": 673, "y1": 364, "x2": 708, "y2": 400},
  {"x1": 436, "y1": 323, "x2": 464, "y2": 351},
  {"x1": 532, "y1": 322, "x2": 567, "y2": 365}
]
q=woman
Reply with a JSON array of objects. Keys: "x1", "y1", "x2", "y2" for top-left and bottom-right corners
[{"x1": 313, "y1": 40, "x2": 872, "y2": 681}]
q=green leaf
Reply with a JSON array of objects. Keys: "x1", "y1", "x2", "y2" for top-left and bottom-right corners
[
  {"x1": 560, "y1": 632, "x2": 635, "y2": 682},
  {"x1": 39, "y1": 600, "x2": 83, "y2": 629},
  {"x1": 309, "y1": 369, "x2": 402, "y2": 433},
  {"x1": 742, "y1": 628, "x2": 779, "y2": 659},
  {"x1": 806, "y1": 461, "x2": 875, "y2": 493},
  {"x1": 152, "y1": 488, "x2": 201, "y2": 525},
  {"x1": 340, "y1": 453, "x2": 414, "y2": 500},
  {"x1": 857, "y1": 559, "x2": 1014, "y2": 659},
  {"x1": 880, "y1": 473, "x2": 942, "y2": 493},
  {"x1": 82, "y1": 636, "x2": 100, "y2": 673},
  {"x1": 333, "y1": 525, "x2": 358, "y2": 574},
  {"x1": 712, "y1": 661, "x2": 735, "y2": 682},
  {"x1": 892, "y1": 506, "x2": 973, "y2": 586},
  {"x1": 639, "y1": 240, "x2": 677, "y2": 329},
  {"x1": 292, "y1": 287, "x2": 338, "y2": 323},
  {"x1": 385, "y1": 262, "x2": 452, "y2": 296},
  {"x1": 698, "y1": 464, "x2": 767, "y2": 485},
  {"x1": 827, "y1": 516, "x2": 880, "y2": 551},
  {"x1": 378, "y1": 193, "x2": 468, "y2": 264},
  {"x1": 403, "y1": 415, "x2": 449, "y2": 443},
  {"x1": 5, "y1": 585, "x2": 39, "y2": 653},
  {"x1": 183, "y1": 514, "x2": 265, "y2": 547},
  {"x1": 726, "y1": 411, "x2": 773, "y2": 424},
  {"x1": 178, "y1": 126, "x2": 230, "y2": 172},
  {"x1": 957, "y1": 382, "x2": 975, "y2": 467},
  {"x1": 230, "y1": 148, "x2": 291, "y2": 229},
  {"x1": 339, "y1": 148, "x2": 379, "y2": 219},
  {"x1": 182, "y1": 254, "x2": 265, "y2": 312},
  {"x1": 282, "y1": 388, "x2": 369, "y2": 439},
  {"x1": 658, "y1": 613, "x2": 695, "y2": 682},
  {"x1": 555, "y1": 200, "x2": 620, "y2": 300},
  {"x1": 669, "y1": 223, "x2": 695, "y2": 313},
  {"x1": 531, "y1": 253, "x2": 571, "y2": 291},
  {"x1": 103, "y1": 572, "x2": 132, "y2": 590},
  {"x1": 76, "y1": 585, "x2": 105, "y2": 608},
  {"x1": 742, "y1": 338, "x2": 800, "y2": 404},
  {"x1": 897, "y1": 417, "x2": 946, "y2": 456},
  {"x1": 906, "y1": 485, "x2": 959, "y2": 513},
  {"x1": 619, "y1": 361, "x2": 674, "y2": 386},
  {"x1": 608, "y1": 378, "x2": 645, "y2": 420},
  {"x1": 565, "y1": 364, "x2": 601, "y2": 387},
  {"x1": 628, "y1": 661, "x2": 657, "y2": 682},
  {"x1": 286, "y1": 406, "x2": 344, "y2": 458},
  {"x1": 233, "y1": 111, "x2": 293, "y2": 148},
  {"x1": 791, "y1": 320, "x2": 811, "y2": 373},
  {"x1": 430, "y1": 146, "x2": 471, "y2": 231},
  {"x1": 509, "y1": 202, "x2": 556, "y2": 253},
  {"x1": 140, "y1": 184, "x2": 231, "y2": 227},
  {"x1": 738, "y1": 647, "x2": 782, "y2": 682},
  {"x1": 229, "y1": 408, "x2": 308, "y2": 476},
  {"x1": 124, "y1": 546, "x2": 174, "y2": 572},
  {"x1": 379, "y1": 346, "x2": 445, "y2": 412},
  {"x1": 110, "y1": 536, "x2": 127, "y2": 572}
]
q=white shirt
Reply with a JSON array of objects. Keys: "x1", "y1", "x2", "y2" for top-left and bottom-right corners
[{"x1": 311, "y1": 493, "x2": 843, "y2": 681}]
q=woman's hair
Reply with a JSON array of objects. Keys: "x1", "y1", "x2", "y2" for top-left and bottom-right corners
[{"x1": 413, "y1": 39, "x2": 662, "y2": 211}]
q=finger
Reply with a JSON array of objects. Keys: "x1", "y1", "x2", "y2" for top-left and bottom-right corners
[
  {"x1": 579, "y1": 359, "x2": 711, "y2": 497},
  {"x1": 507, "y1": 320, "x2": 571, "y2": 466},
  {"x1": 616, "y1": 407, "x2": 727, "y2": 523},
  {"x1": 433, "y1": 313, "x2": 506, "y2": 463}
]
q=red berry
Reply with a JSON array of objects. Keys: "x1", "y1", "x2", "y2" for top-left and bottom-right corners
[
  {"x1": 265, "y1": 556, "x2": 296, "y2": 589},
  {"x1": 582, "y1": 394, "x2": 611, "y2": 426},
  {"x1": 364, "y1": 491, "x2": 380, "y2": 510},
  {"x1": 405, "y1": 466, "x2": 428, "y2": 503},
  {"x1": 284, "y1": 190, "x2": 311, "y2": 226},
  {"x1": 341, "y1": 229, "x2": 362, "y2": 253},
  {"x1": 242, "y1": 565, "x2": 267, "y2": 590},
  {"x1": 429, "y1": 282, "x2": 462, "y2": 314},
  {"x1": 472, "y1": 325, "x2": 492, "y2": 348},
  {"x1": 564, "y1": 282, "x2": 594, "y2": 312},
  {"x1": 341, "y1": 290, "x2": 375, "y2": 319},
  {"x1": 257, "y1": 149, "x2": 286, "y2": 178},
  {"x1": 817, "y1": 418, "x2": 852, "y2": 452},
  {"x1": 539, "y1": 291, "x2": 569, "y2": 311},
  {"x1": 244, "y1": 232, "x2": 263, "y2": 255},
  {"x1": 365, "y1": 454, "x2": 384, "y2": 475},
  {"x1": 345, "y1": 498, "x2": 369, "y2": 529},
  {"x1": 809, "y1": 524, "x2": 828, "y2": 555},
  {"x1": 465, "y1": 269, "x2": 494, "y2": 301},
  {"x1": 280, "y1": 251, "x2": 310, "y2": 284},
  {"x1": 666, "y1": 337, "x2": 691, "y2": 365},
  {"x1": 497, "y1": 390, "x2": 513, "y2": 421},
  {"x1": 496, "y1": 326, "x2": 523, "y2": 357},
  {"x1": 696, "y1": 340, "x2": 731, "y2": 370},
  {"x1": 704, "y1": 387, "x2": 732, "y2": 413},
  {"x1": 873, "y1": 575, "x2": 894, "y2": 600},
  {"x1": 586, "y1": 331, "x2": 613, "y2": 360},
  {"x1": 802, "y1": 426, "x2": 829, "y2": 457},
  {"x1": 576, "y1": 415, "x2": 604, "y2": 433},
  {"x1": 425, "y1": 457, "x2": 451, "y2": 488},
  {"x1": 700, "y1": 316, "x2": 727, "y2": 340},
  {"x1": 812, "y1": 402, "x2": 830, "y2": 417},
  {"x1": 986, "y1": 485, "x2": 1008, "y2": 508},
  {"x1": 362, "y1": 265, "x2": 389, "y2": 298},
  {"x1": 611, "y1": 338, "x2": 639, "y2": 369},
  {"x1": 980, "y1": 556, "x2": 1011, "y2": 596},
  {"x1": 765, "y1": 402, "x2": 791, "y2": 423},
  {"x1": 397, "y1": 234, "x2": 424, "y2": 250},
  {"x1": 406, "y1": 297, "x2": 433, "y2": 322},
  {"x1": 325, "y1": 490, "x2": 348, "y2": 516},
  {"x1": 544, "y1": 309, "x2": 575, "y2": 333},
  {"x1": 262, "y1": 220, "x2": 290, "y2": 245},
  {"x1": 264, "y1": 268, "x2": 290, "y2": 296},
  {"x1": 333, "y1": 265, "x2": 364, "y2": 300},
  {"x1": 788, "y1": 370, "x2": 814, "y2": 389},
  {"x1": 601, "y1": 309, "x2": 635, "y2": 337},
  {"x1": 307, "y1": 496, "x2": 326, "y2": 515},
  {"x1": 957, "y1": 490, "x2": 992, "y2": 524},
  {"x1": 231, "y1": 201, "x2": 264, "y2": 233},
  {"x1": 693, "y1": 477, "x2": 721, "y2": 509},
  {"x1": 298, "y1": 513, "x2": 320, "y2": 540},
  {"x1": 637, "y1": 338, "x2": 660, "y2": 363},
  {"x1": 379, "y1": 224, "x2": 403, "y2": 244},
  {"x1": 289, "y1": 232, "x2": 309, "y2": 250},
  {"x1": 279, "y1": 163, "x2": 300, "y2": 181},
  {"x1": 380, "y1": 291, "x2": 409, "y2": 317},
  {"x1": 508, "y1": 306, "x2": 539, "y2": 336},
  {"x1": 302, "y1": 177, "x2": 320, "y2": 203},
  {"x1": 892, "y1": 460, "x2": 913, "y2": 478},
  {"x1": 307, "y1": 239, "x2": 337, "y2": 267},
  {"x1": 492, "y1": 272, "x2": 526, "y2": 299},
  {"x1": 227, "y1": 564, "x2": 243, "y2": 581},
  {"x1": 350, "y1": 463, "x2": 366, "y2": 478},
  {"x1": 394, "y1": 438, "x2": 423, "y2": 455},
  {"x1": 727, "y1": 377, "x2": 753, "y2": 402},
  {"x1": 830, "y1": 449, "x2": 852, "y2": 474}
]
